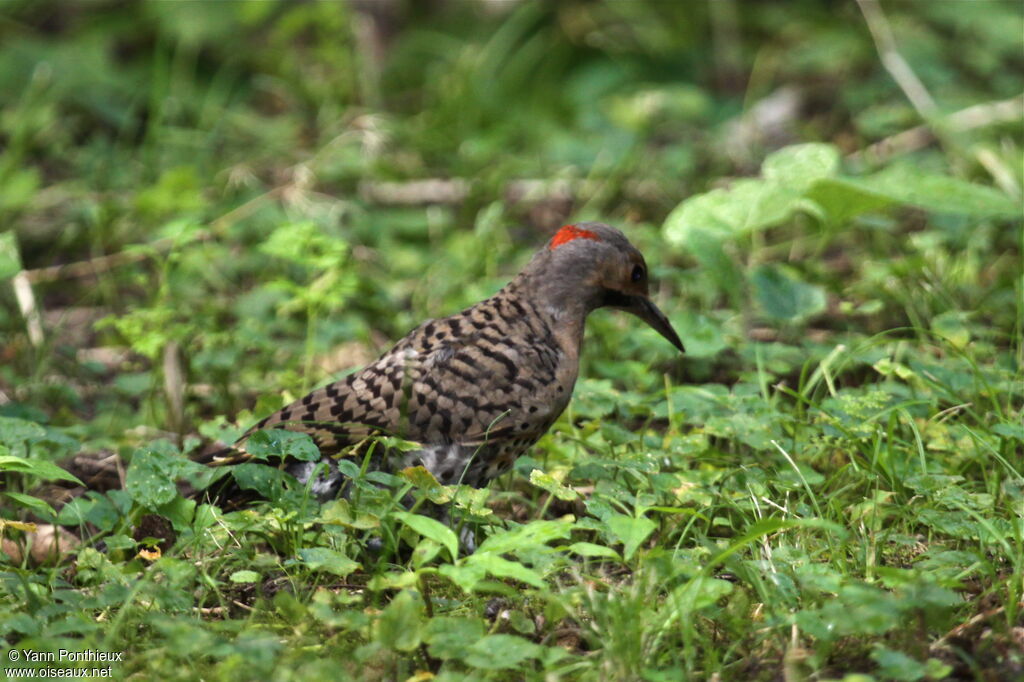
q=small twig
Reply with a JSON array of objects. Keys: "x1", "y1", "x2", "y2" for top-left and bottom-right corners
[
  {"x1": 12, "y1": 270, "x2": 44, "y2": 346},
  {"x1": 850, "y1": 94, "x2": 1024, "y2": 163},
  {"x1": 23, "y1": 187, "x2": 282, "y2": 285},
  {"x1": 163, "y1": 341, "x2": 185, "y2": 437},
  {"x1": 930, "y1": 602, "x2": 1022, "y2": 651},
  {"x1": 856, "y1": 0, "x2": 938, "y2": 120}
]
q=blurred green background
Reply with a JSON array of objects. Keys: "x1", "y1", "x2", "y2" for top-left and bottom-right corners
[
  {"x1": 1, "y1": 0, "x2": 1019, "y2": 436},
  {"x1": 1, "y1": 2, "x2": 1023, "y2": 680}
]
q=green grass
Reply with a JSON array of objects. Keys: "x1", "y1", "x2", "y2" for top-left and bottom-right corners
[{"x1": 1, "y1": 1, "x2": 1022, "y2": 680}]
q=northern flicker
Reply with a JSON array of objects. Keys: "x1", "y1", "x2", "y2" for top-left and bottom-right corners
[{"x1": 201, "y1": 223, "x2": 683, "y2": 502}]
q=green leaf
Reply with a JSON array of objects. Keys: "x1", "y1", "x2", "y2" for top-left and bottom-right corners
[
  {"x1": 399, "y1": 465, "x2": 453, "y2": 503},
  {"x1": 0, "y1": 455, "x2": 84, "y2": 485},
  {"x1": 245, "y1": 429, "x2": 321, "y2": 462},
  {"x1": 476, "y1": 519, "x2": 574, "y2": 555},
  {"x1": 762, "y1": 142, "x2": 840, "y2": 192},
  {"x1": 805, "y1": 177, "x2": 894, "y2": 222},
  {"x1": 528, "y1": 469, "x2": 578, "y2": 501},
  {"x1": 466, "y1": 552, "x2": 545, "y2": 588},
  {"x1": 605, "y1": 514, "x2": 657, "y2": 560},
  {"x1": 751, "y1": 264, "x2": 826, "y2": 321},
  {"x1": 156, "y1": 496, "x2": 196, "y2": 532},
  {"x1": 125, "y1": 444, "x2": 190, "y2": 507},
  {"x1": 230, "y1": 570, "x2": 260, "y2": 584},
  {"x1": 931, "y1": 311, "x2": 971, "y2": 349},
  {"x1": 4, "y1": 492, "x2": 56, "y2": 519},
  {"x1": 438, "y1": 561, "x2": 487, "y2": 592},
  {"x1": 566, "y1": 542, "x2": 621, "y2": 560},
  {"x1": 423, "y1": 617, "x2": 486, "y2": 660},
  {"x1": 673, "y1": 312, "x2": 727, "y2": 358},
  {"x1": 851, "y1": 165, "x2": 1018, "y2": 216},
  {"x1": 298, "y1": 547, "x2": 361, "y2": 577},
  {"x1": 393, "y1": 511, "x2": 459, "y2": 562},
  {"x1": 664, "y1": 178, "x2": 803, "y2": 246},
  {"x1": 870, "y1": 645, "x2": 928, "y2": 682},
  {"x1": 260, "y1": 221, "x2": 349, "y2": 270},
  {"x1": 376, "y1": 590, "x2": 424, "y2": 652},
  {"x1": 461, "y1": 634, "x2": 541, "y2": 670},
  {"x1": 317, "y1": 499, "x2": 380, "y2": 530},
  {"x1": 0, "y1": 416, "x2": 46, "y2": 450},
  {"x1": 0, "y1": 231, "x2": 23, "y2": 280},
  {"x1": 671, "y1": 576, "x2": 735, "y2": 611},
  {"x1": 231, "y1": 462, "x2": 291, "y2": 499}
]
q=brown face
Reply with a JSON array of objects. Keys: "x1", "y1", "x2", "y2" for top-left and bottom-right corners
[{"x1": 597, "y1": 249, "x2": 684, "y2": 353}]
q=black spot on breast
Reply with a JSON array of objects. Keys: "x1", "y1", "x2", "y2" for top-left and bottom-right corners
[
  {"x1": 529, "y1": 406, "x2": 538, "y2": 413},
  {"x1": 477, "y1": 346, "x2": 517, "y2": 379}
]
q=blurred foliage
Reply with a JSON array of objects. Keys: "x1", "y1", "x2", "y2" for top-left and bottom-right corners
[{"x1": 0, "y1": 0, "x2": 1022, "y2": 679}]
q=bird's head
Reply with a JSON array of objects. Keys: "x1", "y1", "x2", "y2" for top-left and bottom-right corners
[{"x1": 523, "y1": 222, "x2": 684, "y2": 352}]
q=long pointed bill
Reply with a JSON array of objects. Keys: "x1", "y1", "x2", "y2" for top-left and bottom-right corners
[{"x1": 622, "y1": 295, "x2": 684, "y2": 352}]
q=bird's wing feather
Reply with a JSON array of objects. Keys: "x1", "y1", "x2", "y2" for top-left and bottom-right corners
[{"x1": 206, "y1": 308, "x2": 565, "y2": 467}]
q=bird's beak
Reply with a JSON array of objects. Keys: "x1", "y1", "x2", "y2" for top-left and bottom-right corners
[{"x1": 620, "y1": 295, "x2": 685, "y2": 353}]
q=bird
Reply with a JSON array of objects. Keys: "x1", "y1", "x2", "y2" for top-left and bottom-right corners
[{"x1": 198, "y1": 222, "x2": 683, "y2": 504}]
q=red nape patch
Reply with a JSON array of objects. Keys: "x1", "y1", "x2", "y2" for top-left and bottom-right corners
[{"x1": 549, "y1": 224, "x2": 601, "y2": 250}]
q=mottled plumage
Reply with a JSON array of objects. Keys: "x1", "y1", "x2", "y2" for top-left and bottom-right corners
[{"x1": 201, "y1": 222, "x2": 683, "y2": 501}]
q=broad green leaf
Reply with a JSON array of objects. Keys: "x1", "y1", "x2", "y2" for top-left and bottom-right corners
[
  {"x1": 931, "y1": 311, "x2": 971, "y2": 350},
  {"x1": 125, "y1": 444, "x2": 196, "y2": 507},
  {"x1": 466, "y1": 552, "x2": 545, "y2": 588},
  {"x1": 671, "y1": 576, "x2": 734, "y2": 611},
  {"x1": 805, "y1": 177, "x2": 894, "y2": 222},
  {"x1": 423, "y1": 617, "x2": 486, "y2": 660},
  {"x1": 852, "y1": 165, "x2": 1018, "y2": 216},
  {"x1": 230, "y1": 570, "x2": 260, "y2": 584},
  {"x1": 605, "y1": 514, "x2": 657, "y2": 560},
  {"x1": 679, "y1": 227, "x2": 744, "y2": 306},
  {"x1": 476, "y1": 518, "x2": 574, "y2": 555},
  {"x1": 0, "y1": 416, "x2": 46, "y2": 450},
  {"x1": 4, "y1": 492, "x2": 56, "y2": 519},
  {"x1": 245, "y1": 429, "x2": 320, "y2": 462},
  {"x1": 412, "y1": 538, "x2": 442, "y2": 567},
  {"x1": 664, "y1": 178, "x2": 803, "y2": 247},
  {"x1": 298, "y1": 547, "x2": 360, "y2": 577},
  {"x1": 0, "y1": 455, "x2": 84, "y2": 485},
  {"x1": 393, "y1": 511, "x2": 459, "y2": 561},
  {"x1": 231, "y1": 462, "x2": 291, "y2": 499},
  {"x1": 400, "y1": 465, "x2": 453, "y2": 503},
  {"x1": 438, "y1": 561, "x2": 487, "y2": 592},
  {"x1": 376, "y1": 590, "x2": 424, "y2": 652},
  {"x1": 672, "y1": 312, "x2": 727, "y2": 358},
  {"x1": 870, "y1": 645, "x2": 928, "y2": 682},
  {"x1": 762, "y1": 142, "x2": 841, "y2": 192},
  {"x1": 156, "y1": 496, "x2": 197, "y2": 532},
  {"x1": 566, "y1": 542, "x2": 621, "y2": 560},
  {"x1": 317, "y1": 498, "x2": 380, "y2": 529},
  {"x1": 461, "y1": 634, "x2": 541, "y2": 670},
  {"x1": 528, "y1": 469, "x2": 578, "y2": 501},
  {"x1": 751, "y1": 264, "x2": 826, "y2": 321}
]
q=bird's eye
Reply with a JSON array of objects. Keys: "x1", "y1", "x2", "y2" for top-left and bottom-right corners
[{"x1": 631, "y1": 264, "x2": 645, "y2": 282}]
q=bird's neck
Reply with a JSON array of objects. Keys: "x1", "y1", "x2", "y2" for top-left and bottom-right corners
[{"x1": 503, "y1": 271, "x2": 597, "y2": 358}]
